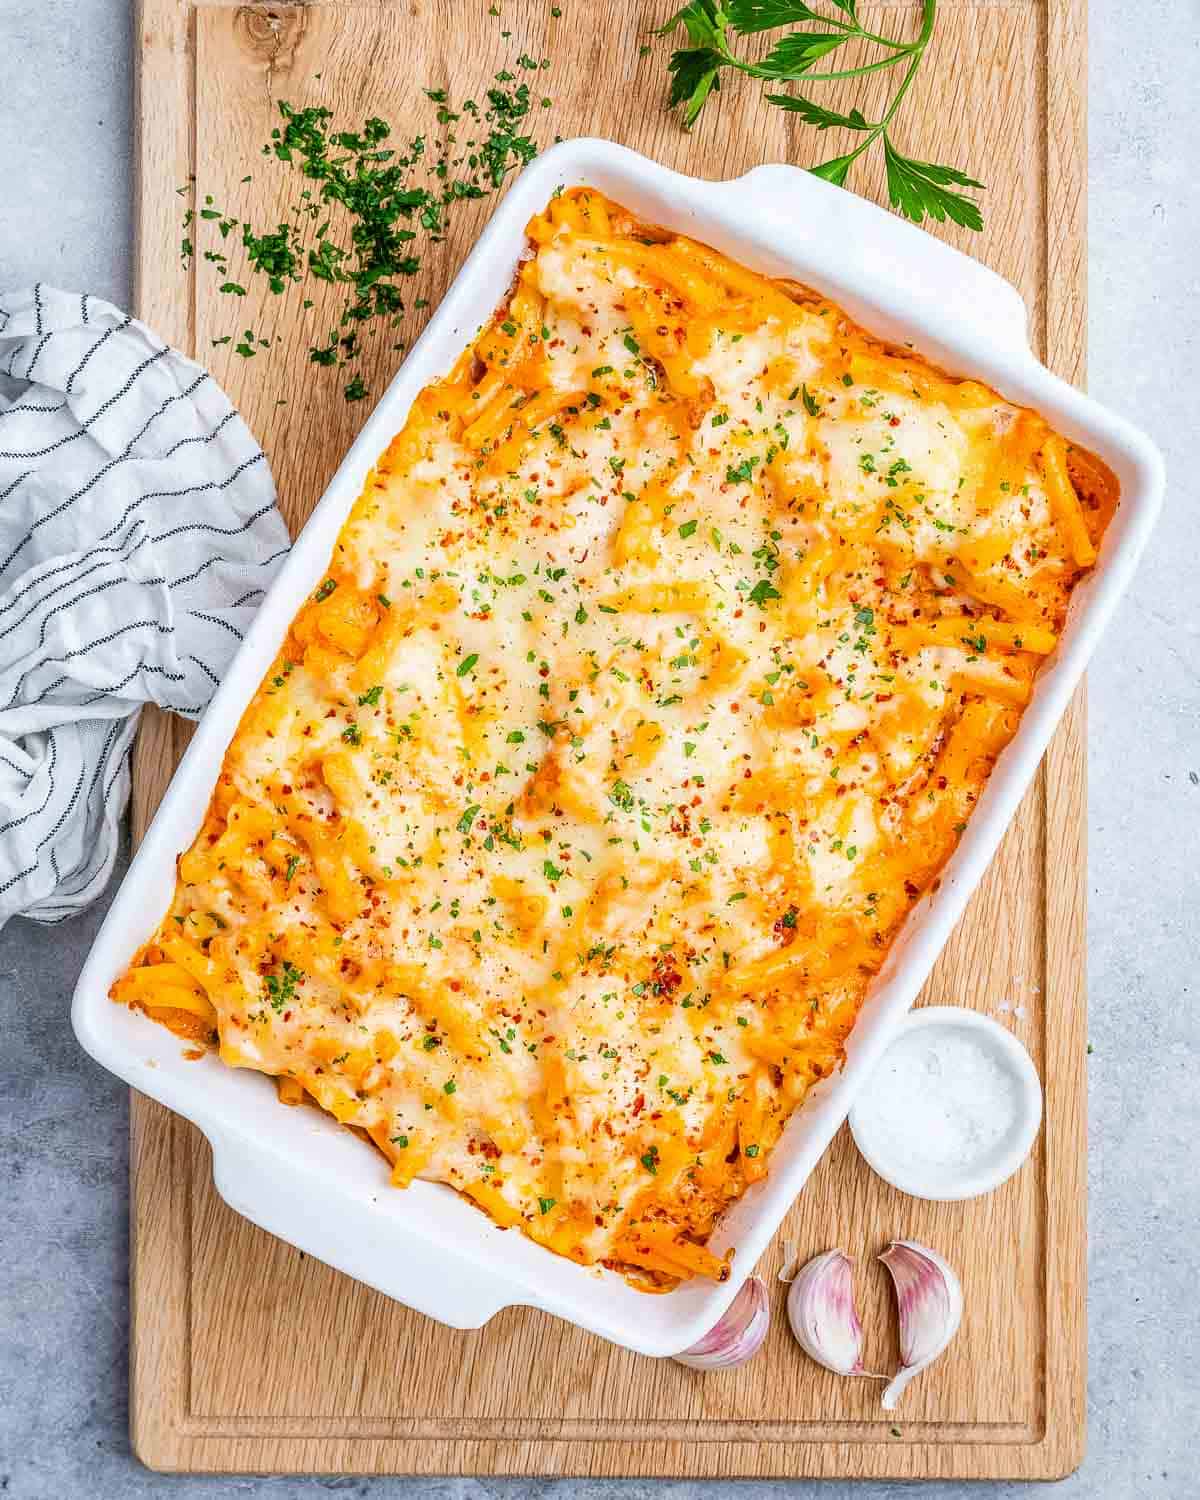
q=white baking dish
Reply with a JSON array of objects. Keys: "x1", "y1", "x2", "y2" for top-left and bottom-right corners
[{"x1": 72, "y1": 139, "x2": 1163, "y2": 1357}]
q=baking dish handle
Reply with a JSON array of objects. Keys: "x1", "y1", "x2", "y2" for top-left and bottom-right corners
[
  {"x1": 719, "y1": 163, "x2": 1031, "y2": 358},
  {"x1": 208, "y1": 1131, "x2": 521, "y2": 1329}
]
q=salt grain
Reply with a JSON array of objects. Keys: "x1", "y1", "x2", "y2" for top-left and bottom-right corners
[{"x1": 852, "y1": 1027, "x2": 1022, "y2": 1174}]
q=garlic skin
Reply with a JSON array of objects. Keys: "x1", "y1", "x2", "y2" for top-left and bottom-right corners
[
  {"x1": 878, "y1": 1240, "x2": 963, "y2": 1409},
  {"x1": 786, "y1": 1249, "x2": 868, "y2": 1376},
  {"x1": 674, "y1": 1274, "x2": 770, "y2": 1371}
]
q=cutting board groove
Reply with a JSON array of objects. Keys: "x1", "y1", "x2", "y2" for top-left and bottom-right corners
[{"x1": 130, "y1": 0, "x2": 1087, "y2": 1477}]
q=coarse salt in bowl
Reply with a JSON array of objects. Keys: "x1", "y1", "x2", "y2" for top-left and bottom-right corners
[{"x1": 848, "y1": 1005, "x2": 1043, "y2": 1202}]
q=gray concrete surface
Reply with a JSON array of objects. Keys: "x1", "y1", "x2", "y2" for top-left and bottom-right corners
[{"x1": 1, "y1": 1, "x2": 1196, "y2": 1495}]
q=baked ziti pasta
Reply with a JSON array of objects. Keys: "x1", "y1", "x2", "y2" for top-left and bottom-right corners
[{"x1": 113, "y1": 188, "x2": 1117, "y2": 1287}]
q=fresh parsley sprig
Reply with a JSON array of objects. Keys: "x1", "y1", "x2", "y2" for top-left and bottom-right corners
[{"x1": 657, "y1": 0, "x2": 983, "y2": 230}]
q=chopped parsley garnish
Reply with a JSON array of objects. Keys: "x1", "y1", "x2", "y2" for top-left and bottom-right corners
[
  {"x1": 747, "y1": 579, "x2": 782, "y2": 608},
  {"x1": 608, "y1": 779, "x2": 635, "y2": 812},
  {"x1": 182, "y1": 72, "x2": 550, "y2": 399},
  {"x1": 264, "y1": 960, "x2": 303, "y2": 1012},
  {"x1": 725, "y1": 458, "x2": 758, "y2": 485}
]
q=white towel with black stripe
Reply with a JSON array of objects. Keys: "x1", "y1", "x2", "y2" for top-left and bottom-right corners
[{"x1": 0, "y1": 284, "x2": 289, "y2": 928}]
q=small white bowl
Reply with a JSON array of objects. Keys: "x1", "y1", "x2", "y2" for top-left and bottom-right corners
[{"x1": 848, "y1": 1005, "x2": 1043, "y2": 1201}]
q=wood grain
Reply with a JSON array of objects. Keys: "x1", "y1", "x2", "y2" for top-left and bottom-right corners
[{"x1": 129, "y1": 0, "x2": 1088, "y2": 1478}]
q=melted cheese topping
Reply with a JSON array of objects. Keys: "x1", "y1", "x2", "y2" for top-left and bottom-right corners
[{"x1": 114, "y1": 189, "x2": 1117, "y2": 1288}]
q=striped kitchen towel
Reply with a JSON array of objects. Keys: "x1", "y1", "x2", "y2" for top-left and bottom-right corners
[{"x1": 0, "y1": 285, "x2": 289, "y2": 928}]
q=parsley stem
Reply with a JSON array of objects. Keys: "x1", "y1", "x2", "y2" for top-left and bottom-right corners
[
  {"x1": 848, "y1": 21, "x2": 923, "y2": 53},
  {"x1": 799, "y1": 0, "x2": 935, "y2": 170},
  {"x1": 872, "y1": 2, "x2": 937, "y2": 133},
  {"x1": 749, "y1": 49, "x2": 911, "y2": 84},
  {"x1": 811, "y1": 11, "x2": 856, "y2": 32},
  {"x1": 755, "y1": 0, "x2": 935, "y2": 84}
]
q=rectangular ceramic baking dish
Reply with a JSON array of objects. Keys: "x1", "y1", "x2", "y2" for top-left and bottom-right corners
[{"x1": 72, "y1": 139, "x2": 1163, "y2": 1357}]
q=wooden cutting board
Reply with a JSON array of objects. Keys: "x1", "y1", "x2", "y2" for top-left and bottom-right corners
[{"x1": 128, "y1": 0, "x2": 1088, "y2": 1478}]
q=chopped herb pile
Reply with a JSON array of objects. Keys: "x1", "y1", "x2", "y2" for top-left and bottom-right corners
[{"x1": 180, "y1": 57, "x2": 551, "y2": 400}]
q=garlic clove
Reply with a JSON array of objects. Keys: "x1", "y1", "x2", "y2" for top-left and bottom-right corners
[
  {"x1": 878, "y1": 1239, "x2": 963, "y2": 1409},
  {"x1": 786, "y1": 1248, "x2": 870, "y2": 1376},
  {"x1": 674, "y1": 1274, "x2": 770, "y2": 1371}
]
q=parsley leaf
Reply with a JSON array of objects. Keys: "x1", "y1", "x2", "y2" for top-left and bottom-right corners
[
  {"x1": 882, "y1": 138, "x2": 985, "y2": 230},
  {"x1": 657, "y1": 0, "x2": 726, "y2": 48},
  {"x1": 749, "y1": 30, "x2": 848, "y2": 78},
  {"x1": 665, "y1": 49, "x2": 724, "y2": 127},
  {"x1": 809, "y1": 153, "x2": 857, "y2": 187},
  {"x1": 726, "y1": 1, "x2": 832, "y2": 33},
  {"x1": 765, "y1": 95, "x2": 869, "y2": 131}
]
